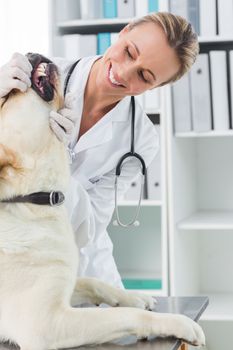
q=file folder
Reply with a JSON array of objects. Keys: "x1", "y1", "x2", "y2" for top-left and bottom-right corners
[
  {"x1": 80, "y1": 0, "x2": 103, "y2": 19},
  {"x1": 172, "y1": 74, "x2": 192, "y2": 133},
  {"x1": 117, "y1": 0, "x2": 135, "y2": 18},
  {"x1": 210, "y1": 51, "x2": 230, "y2": 131},
  {"x1": 146, "y1": 125, "x2": 161, "y2": 200},
  {"x1": 200, "y1": 0, "x2": 216, "y2": 36},
  {"x1": 190, "y1": 53, "x2": 212, "y2": 132},
  {"x1": 63, "y1": 34, "x2": 97, "y2": 60},
  {"x1": 103, "y1": 0, "x2": 117, "y2": 18},
  {"x1": 97, "y1": 33, "x2": 111, "y2": 55},
  {"x1": 218, "y1": 0, "x2": 233, "y2": 37}
]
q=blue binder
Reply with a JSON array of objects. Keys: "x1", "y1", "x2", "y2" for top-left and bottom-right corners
[
  {"x1": 97, "y1": 33, "x2": 111, "y2": 55},
  {"x1": 148, "y1": 0, "x2": 159, "y2": 13},
  {"x1": 103, "y1": 0, "x2": 117, "y2": 18}
]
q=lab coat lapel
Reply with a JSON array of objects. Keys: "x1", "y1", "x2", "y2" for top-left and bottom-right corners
[
  {"x1": 75, "y1": 121, "x2": 113, "y2": 153},
  {"x1": 75, "y1": 96, "x2": 131, "y2": 154}
]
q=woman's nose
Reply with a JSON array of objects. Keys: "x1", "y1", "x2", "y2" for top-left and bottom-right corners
[{"x1": 117, "y1": 62, "x2": 136, "y2": 84}]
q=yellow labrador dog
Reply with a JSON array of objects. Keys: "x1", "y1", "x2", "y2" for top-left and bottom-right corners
[{"x1": 0, "y1": 53, "x2": 205, "y2": 350}]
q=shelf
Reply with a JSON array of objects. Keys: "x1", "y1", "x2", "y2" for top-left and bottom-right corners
[
  {"x1": 177, "y1": 210, "x2": 233, "y2": 230},
  {"x1": 58, "y1": 18, "x2": 135, "y2": 27},
  {"x1": 123, "y1": 278, "x2": 162, "y2": 291},
  {"x1": 58, "y1": 18, "x2": 135, "y2": 34},
  {"x1": 198, "y1": 36, "x2": 233, "y2": 43},
  {"x1": 175, "y1": 130, "x2": 233, "y2": 138},
  {"x1": 199, "y1": 293, "x2": 233, "y2": 321},
  {"x1": 118, "y1": 200, "x2": 162, "y2": 206}
]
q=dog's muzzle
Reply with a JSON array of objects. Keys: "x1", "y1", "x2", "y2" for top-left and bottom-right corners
[{"x1": 26, "y1": 52, "x2": 59, "y2": 102}]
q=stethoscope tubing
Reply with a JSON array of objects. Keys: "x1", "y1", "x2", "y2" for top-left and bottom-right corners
[{"x1": 114, "y1": 96, "x2": 146, "y2": 227}]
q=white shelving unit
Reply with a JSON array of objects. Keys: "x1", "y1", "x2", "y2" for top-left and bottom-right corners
[
  {"x1": 49, "y1": 0, "x2": 168, "y2": 296},
  {"x1": 167, "y1": 33, "x2": 233, "y2": 349},
  {"x1": 118, "y1": 200, "x2": 162, "y2": 207},
  {"x1": 50, "y1": 1, "x2": 233, "y2": 347}
]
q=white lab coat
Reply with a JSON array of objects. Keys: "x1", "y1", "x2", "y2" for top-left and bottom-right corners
[{"x1": 52, "y1": 56, "x2": 159, "y2": 288}]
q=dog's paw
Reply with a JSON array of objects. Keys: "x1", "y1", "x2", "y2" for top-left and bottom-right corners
[
  {"x1": 160, "y1": 314, "x2": 205, "y2": 347},
  {"x1": 124, "y1": 291, "x2": 157, "y2": 310},
  {"x1": 91, "y1": 289, "x2": 157, "y2": 310},
  {"x1": 72, "y1": 278, "x2": 157, "y2": 310},
  {"x1": 111, "y1": 290, "x2": 157, "y2": 310}
]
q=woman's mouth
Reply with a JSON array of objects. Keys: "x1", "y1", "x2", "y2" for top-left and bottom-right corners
[{"x1": 108, "y1": 64, "x2": 125, "y2": 88}]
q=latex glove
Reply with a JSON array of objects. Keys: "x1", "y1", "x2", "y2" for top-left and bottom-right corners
[
  {"x1": 0, "y1": 52, "x2": 32, "y2": 98},
  {"x1": 49, "y1": 93, "x2": 79, "y2": 145}
]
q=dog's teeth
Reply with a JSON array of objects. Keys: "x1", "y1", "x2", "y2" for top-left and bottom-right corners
[
  {"x1": 37, "y1": 71, "x2": 46, "y2": 77},
  {"x1": 36, "y1": 63, "x2": 47, "y2": 77},
  {"x1": 37, "y1": 63, "x2": 47, "y2": 72}
]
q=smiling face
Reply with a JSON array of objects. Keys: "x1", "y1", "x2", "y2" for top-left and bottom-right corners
[{"x1": 96, "y1": 22, "x2": 180, "y2": 97}]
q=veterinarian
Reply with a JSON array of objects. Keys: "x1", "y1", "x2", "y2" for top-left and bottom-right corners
[{"x1": 0, "y1": 12, "x2": 199, "y2": 288}]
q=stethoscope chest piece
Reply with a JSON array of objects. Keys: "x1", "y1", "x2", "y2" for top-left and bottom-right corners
[{"x1": 114, "y1": 96, "x2": 146, "y2": 228}]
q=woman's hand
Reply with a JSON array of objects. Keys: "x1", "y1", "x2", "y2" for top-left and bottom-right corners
[
  {"x1": 0, "y1": 52, "x2": 32, "y2": 98},
  {"x1": 49, "y1": 93, "x2": 78, "y2": 145}
]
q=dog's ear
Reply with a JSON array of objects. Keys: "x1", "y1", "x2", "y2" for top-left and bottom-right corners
[{"x1": 0, "y1": 144, "x2": 22, "y2": 180}]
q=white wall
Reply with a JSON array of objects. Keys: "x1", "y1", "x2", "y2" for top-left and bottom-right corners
[{"x1": 0, "y1": 0, "x2": 49, "y2": 65}]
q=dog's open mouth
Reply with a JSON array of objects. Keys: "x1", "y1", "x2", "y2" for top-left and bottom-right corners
[{"x1": 26, "y1": 53, "x2": 59, "y2": 102}]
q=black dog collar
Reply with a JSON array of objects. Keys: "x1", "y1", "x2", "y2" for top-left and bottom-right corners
[{"x1": 0, "y1": 191, "x2": 65, "y2": 206}]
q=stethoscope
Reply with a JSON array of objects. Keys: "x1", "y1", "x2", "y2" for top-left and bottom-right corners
[{"x1": 64, "y1": 59, "x2": 146, "y2": 228}]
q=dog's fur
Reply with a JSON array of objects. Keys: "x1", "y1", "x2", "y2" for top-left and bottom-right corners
[{"x1": 0, "y1": 54, "x2": 205, "y2": 350}]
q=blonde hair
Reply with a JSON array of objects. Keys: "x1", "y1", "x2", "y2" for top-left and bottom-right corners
[{"x1": 128, "y1": 12, "x2": 199, "y2": 85}]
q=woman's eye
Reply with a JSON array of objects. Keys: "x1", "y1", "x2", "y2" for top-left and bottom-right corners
[
  {"x1": 125, "y1": 47, "x2": 133, "y2": 59},
  {"x1": 139, "y1": 71, "x2": 149, "y2": 83},
  {"x1": 124, "y1": 47, "x2": 150, "y2": 83}
]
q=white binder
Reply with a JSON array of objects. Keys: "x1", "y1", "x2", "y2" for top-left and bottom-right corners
[
  {"x1": 172, "y1": 74, "x2": 192, "y2": 133},
  {"x1": 169, "y1": 0, "x2": 188, "y2": 20},
  {"x1": 209, "y1": 51, "x2": 230, "y2": 131},
  {"x1": 218, "y1": 0, "x2": 233, "y2": 37},
  {"x1": 147, "y1": 125, "x2": 161, "y2": 200},
  {"x1": 80, "y1": 0, "x2": 103, "y2": 19},
  {"x1": 199, "y1": 0, "x2": 216, "y2": 36},
  {"x1": 229, "y1": 51, "x2": 233, "y2": 129},
  {"x1": 190, "y1": 53, "x2": 212, "y2": 132},
  {"x1": 188, "y1": 0, "x2": 200, "y2": 35},
  {"x1": 117, "y1": 0, "x2": 135, "y2": 18},
  {"x1": 55, "y1": 0, "x2": 81, "y2": 21},
  {"x1": 110, "y1": 32, "x2": 118, "y2": 45},
  {"x1": 53, "y1": 36, "x2": 65, "y2": 57},
  {"x1": 135, "y1": 0, "x2": 148, "y2": 17},
  {"x1": 63, "y1": 34, "x2": 97, "y2": 60},
  {"x1": 144, "y1": 89, "x2": 160, "y2": 111}
]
